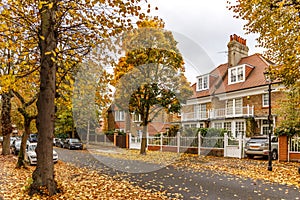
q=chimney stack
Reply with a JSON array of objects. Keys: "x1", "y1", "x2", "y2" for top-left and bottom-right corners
[{"x1": 227, "y1": 34, "x2": 249, "y2": 67}]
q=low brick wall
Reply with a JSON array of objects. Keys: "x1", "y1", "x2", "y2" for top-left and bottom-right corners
[
  {"x1": 147, "y1": 145, "x2": 224, "y2": 156},
  {"x1": 278, "y1": 135, "x2": 300, "y2": 162},
  {"x1": 289, "y1": 153, "x2": 300, "y2": 161}
]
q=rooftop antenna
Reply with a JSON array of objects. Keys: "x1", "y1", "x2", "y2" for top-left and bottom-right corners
[{"x1": 217, "y1": 51, "x2": 228, "y2": 54}]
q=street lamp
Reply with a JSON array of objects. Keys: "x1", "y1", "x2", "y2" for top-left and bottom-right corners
[{"x1": 264, "y1": 71, "x2": 273, "y2": 171}]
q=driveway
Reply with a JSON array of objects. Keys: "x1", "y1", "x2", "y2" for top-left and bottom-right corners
[{"x1": 55, "y1": 147, "x2": 300, "y2": 199}]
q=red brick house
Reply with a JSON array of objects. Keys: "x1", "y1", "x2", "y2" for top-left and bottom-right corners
[
  {"x1": 181, "y1": 34, "x2": 285, "y2": 138},
  {"x1": 107, "y1": 104, "x2": 180, "y2": 136}
]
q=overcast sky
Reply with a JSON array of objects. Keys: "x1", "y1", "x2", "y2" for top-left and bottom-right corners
[{"x1": 148, "y1": 0, "x2": 264, "y2": 83}]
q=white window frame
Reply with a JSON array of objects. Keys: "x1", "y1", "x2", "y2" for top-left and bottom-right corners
[
  {"x1": 235, "y1": 121, "x2": 245, "y2": 137},
  {"x1": 226, "y1": 98, "x2": 243, "y2": 116},
  {"x1": 183, "y1": 124, "x2": 197, "y2": 130},
  {"x1": 115, "y1": 128, "x2": 125, "y2": 133},
  {"x1": 226, "y1": 99, "x2": 234, "y2": 115},
  {"x1": 228, "y1": 65, "x2": 245, "y2": 85},
  {"x1": 200, "y1": 104, "x2": 207, "y2": 118},
  {"x1": 194, "y1": 104, "x2": 207, "y2": 119},
  {"x1": 224, "y1": 122, "x2": 232, "y2": 136},
  {"x1": 214, "y1": 122, "x2": 223, "y2": 129},
  {"x1": 115, "y1": 111, "x2": 125, "y2": 121},
  {"x1": 132, "y1": 113, "x2": 142, "y2": 122},
  {"x1": 261, "y1": 120, "x2": 273, "y2": 135},
  {"x1": 262, "y1": 93, "x2": 269, "y2": 107},
  {"x1": 235, "y1": 98, "x2": 242, "y2": 115},
  {"x1": 197, "y1": 75, "x2": 209, "y2": 91},
  {"x1": 261, "y1": 125, "x2": 270, "y2": 135}
]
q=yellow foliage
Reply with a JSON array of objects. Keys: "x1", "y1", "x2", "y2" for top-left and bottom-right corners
[{"x1": 228, "y1": 0, "x2": 300, "y2": 87}]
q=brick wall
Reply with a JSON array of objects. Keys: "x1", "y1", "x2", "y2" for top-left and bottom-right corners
[
  {"x1": 279, "y1": 135, "x2": 288, "y2": 161},
  {"x1": 243, "y1": 91, "x2": 285, "y2": 117},
  {"x1": 278, "y1": 135, "x2": 300, "y2": 162}
]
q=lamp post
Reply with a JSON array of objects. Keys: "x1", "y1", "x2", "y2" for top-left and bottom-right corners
[{"x1": 264, "y1": 71, "x2": 273, "y2": 171}]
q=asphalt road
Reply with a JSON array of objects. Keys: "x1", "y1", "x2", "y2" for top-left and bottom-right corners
[{"x1": 55, "y1": 147, "x2": 300, "y2": 200}]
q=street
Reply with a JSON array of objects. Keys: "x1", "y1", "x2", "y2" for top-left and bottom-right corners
[{"x1": 55, "y1": 147, "x2": 300, "y2": 199}]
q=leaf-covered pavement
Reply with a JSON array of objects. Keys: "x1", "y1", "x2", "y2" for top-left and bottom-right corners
[
  {"x1": 2, "y1": 147, "x2": 300, "y2": 199},
  {"x1": 58, "y1": 147, "x2": 300, "y2": 199},
  {"x1": 0, "y1": 155, "x2": 169, "y2": 199},
  {"x1": 88, "y1": 147, "x2": 300, "y2": 189}
]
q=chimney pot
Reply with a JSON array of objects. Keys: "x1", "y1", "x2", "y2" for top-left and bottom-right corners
[{"x1": 227, "y1": 34, "x2": 249, "y2": 67}]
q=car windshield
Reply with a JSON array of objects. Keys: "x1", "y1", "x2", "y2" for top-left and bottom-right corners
[
  {"x1": 15, "y1": 140, "x2": 21, "y2": 147},
  {"x1": 28, "y1": 144, "x2": 37, "y2": 151},
  {"x1": 248, "y1": 138, "x2": 268, "y2": 143},
  {"x1": 70, "y1": 139, "x2": 80, "y2": 143}
]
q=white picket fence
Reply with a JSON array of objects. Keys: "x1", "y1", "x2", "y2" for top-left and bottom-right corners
[{"x1": 129, "y1": 132, "x2": 245, "y2": 158}]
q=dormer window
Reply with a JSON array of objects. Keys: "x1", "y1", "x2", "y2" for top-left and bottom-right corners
[
  {"x1": 197, "y1": 75, "x2": 209, "y2": 91},
  {"x1": 228, "y1": 64, "x2": 245, "y2": 85}
]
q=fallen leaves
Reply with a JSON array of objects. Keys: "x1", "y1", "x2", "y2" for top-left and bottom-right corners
[
  {"x1": 0, "y1": 155, "x2": 169, "y2": 199},
  {"x1": 88, "y1": 148, "x2": 300, "y2": 189},
  {"x1": 176, "y1": 154, "x2": 300, "y2": 189},
  {"x1": 88, "y1": 148, "x2": 180, "y2": 166}
]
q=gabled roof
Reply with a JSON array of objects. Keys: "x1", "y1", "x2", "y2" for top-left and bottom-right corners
[{"x1": 191, "y1": 54, "x2": 272, "y2": 98}]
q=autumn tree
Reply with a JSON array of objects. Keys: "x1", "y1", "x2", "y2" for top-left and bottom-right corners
[
  {"x1": 55, "y1": 61, "x2": 80, "y2": 138},
  {"x1": 0, "y1": 17, "x2": 37, "y2": 155},
  {"x1": 10, "y1": 68, "x2": 39, "y2": 168},
  {"x1": 13, "y1": 91, "x2": 38, "y2": 168},
  {"x1": 113, "y1": 20, "x2": 193, "y2": 154},
  {"x1": 0, "y1": 30, "x2": 14, "y2": 155},
  {"x1": 228, "y1": 0, "x2": 300, "y2": 135},
  {"x1": 228, "y1": 0, "x2": 300, "y2": 86},
  {"x1": 1, "y1": 0, "x2": 152, "y2": 196},
  {"x1": 275, "y1": 83, "x2": 300, "y2": 136},
  {"x1": 73, "y1": 57, "x2": 113, "y2": 141}
]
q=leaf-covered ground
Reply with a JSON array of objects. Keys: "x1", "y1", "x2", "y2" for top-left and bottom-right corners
[
  {"x1": 2, "y1": 147, "x2": 300, "y2": 199},
  {"x1": 89, "y1": 148, "x2": 300, "y2": 188},
  {"x1": 0, "y1": 155, "x2": 169, "y2": 200}
]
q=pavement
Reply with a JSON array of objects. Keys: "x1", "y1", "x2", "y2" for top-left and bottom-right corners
[{"x1": 55, "y1": 147, "x2": 300, "y2": 199}]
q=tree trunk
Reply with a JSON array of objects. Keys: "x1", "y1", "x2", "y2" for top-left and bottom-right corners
[
  {"x1": 140, "y1": 125, "x2": 148, "y2": 155},
  {"x1": 16, "y1": 118, "x2": 32, "y2": 168},
  {"x1": 1, "y1": 92, "x2": 12, "y2": 155},
  {"x1": 125, "y1": 111, "x2": 131, "y2": 133},
  {"x1": 29, "y1": 1, "x2": 58, "y2": 196}
]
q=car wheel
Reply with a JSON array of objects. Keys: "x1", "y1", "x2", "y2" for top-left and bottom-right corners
[
  {"x1": 247, "y1": 154, "x2": 254, "y2": 159},
  {"x1": 272, "y1": 150, "x2": 278, "y2": 160},
  {"x1": 28, "y1": 158, "x2": 33, "y2": 165}
]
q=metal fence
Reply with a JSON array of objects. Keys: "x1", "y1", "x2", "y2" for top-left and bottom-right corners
[
  {"x1": 147, "y1": 133, "x2": 225, "y2": 153},
  {"x1": 290, "y1": 135, "x2": 300, "y2": 152}
]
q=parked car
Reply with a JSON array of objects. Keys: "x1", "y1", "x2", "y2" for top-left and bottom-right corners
[
  {"x1": 53, "y1": 138, "x2": 60, "y2": 146},
  {"x1": 55, "y1": 138, "x2": 65, "y2": 148},
  {"x1": 10, "y1": 137, "x2": 19, "y2": 147},
  {"x1": 11, "y1": 139, "x2": 30, "y2": 155},
  {"x1": 25, "y1": 142, "x2": 58, "y2": 165},
  {"x1": 63, "y1": 138, "x2": 83, "y2": 150},
  {"x1": 245, "y1": 135, "x2": 278, "y2": 160},
  {"x1": 28, "y1": 134, "x2": 38, "y2": 143}
]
